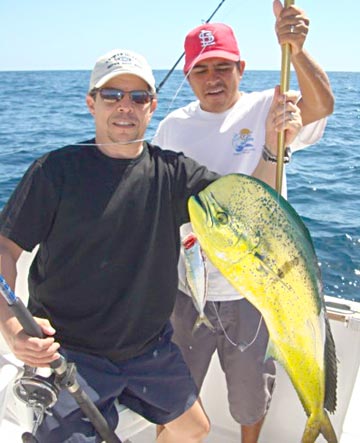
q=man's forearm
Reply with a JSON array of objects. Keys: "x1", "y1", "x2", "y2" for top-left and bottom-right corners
[{"x1": 292, "y1": 49, "x2": 335, "y2": 125}]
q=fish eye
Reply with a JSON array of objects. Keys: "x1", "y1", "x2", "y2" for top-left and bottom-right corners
[{"x1": 216, "y1": 212, "x2": 228, "y2": 224}]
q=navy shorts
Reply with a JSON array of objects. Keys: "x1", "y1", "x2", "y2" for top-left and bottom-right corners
[{"x1": 36, "y1": 322, "x2": 199, "y2": 443}]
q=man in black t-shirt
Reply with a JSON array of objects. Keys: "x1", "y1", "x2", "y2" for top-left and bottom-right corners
[{"x1": 0, "y1": 49, "x2": 219, "y2": 443}]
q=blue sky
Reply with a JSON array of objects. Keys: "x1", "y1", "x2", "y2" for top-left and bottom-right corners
[{"x1": 1, "y1": 0, "x2": 358, "y2": 72}]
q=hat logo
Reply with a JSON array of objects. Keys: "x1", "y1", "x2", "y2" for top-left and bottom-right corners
[
  {"x1": 106, "y1": 53, "x2": 140, "y2": 70},
  {"x1": 198, "y1": 30, "x2": 216, "y2": 48}
]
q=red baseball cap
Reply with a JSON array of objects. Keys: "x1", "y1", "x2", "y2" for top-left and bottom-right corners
[{"x1": 184, "y1": 23, "x2": 241, "y2": 73}]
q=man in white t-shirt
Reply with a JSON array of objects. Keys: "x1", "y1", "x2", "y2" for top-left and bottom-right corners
[{"x1": 153, "y1": 1, "x2": 334, "y2": 442}]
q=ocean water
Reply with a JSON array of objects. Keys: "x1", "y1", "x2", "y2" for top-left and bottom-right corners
[{"x1": 0, "y1": 70, "x2": 359, "y2": 301}]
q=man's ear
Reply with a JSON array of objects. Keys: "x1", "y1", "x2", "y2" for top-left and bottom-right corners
[
  {"x1": 239, "y1": 60, "x2": 246, "y2": 76},
  {"x1": 86, "y1": 95, "x2": 96, "y2": 116},
  {"x1": 150, "y1": 97, "x2": 158, "y2": 114}
]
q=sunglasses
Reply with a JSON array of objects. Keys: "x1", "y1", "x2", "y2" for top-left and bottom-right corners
[{"x1": 95, "y1": 88, "x2": 154, "y2": 105}]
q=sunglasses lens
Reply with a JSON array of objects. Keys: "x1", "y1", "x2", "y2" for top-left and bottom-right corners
[
  {"x1": 130, "y1": 91, "x2": 152, "y2": 104},
  {"x1": 98, "y1": 89, "x2": 153, "y2": 104},
  {"x1": 99, "y1": 89, "x2": 124, "y2": 101}
]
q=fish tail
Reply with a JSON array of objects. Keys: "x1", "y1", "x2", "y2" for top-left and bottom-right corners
[
  {"x1": 301, "y1": 410, "x2": 337, "y2": 443},
  {"x1": 192, "y1": 314, "x2": 215, "y2": 334},
  {"x1": 320, "y1": 411, "x2": 338, "y2": 443}
]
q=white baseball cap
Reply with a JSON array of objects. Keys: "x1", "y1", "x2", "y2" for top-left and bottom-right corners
[{"x1": 89, "y1": 49, "x2": 156, "y2": 93}]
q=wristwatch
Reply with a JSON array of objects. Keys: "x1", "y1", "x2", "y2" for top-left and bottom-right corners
[{"x1": 262, "y1": 145, "x2": 292, "y2": 163}]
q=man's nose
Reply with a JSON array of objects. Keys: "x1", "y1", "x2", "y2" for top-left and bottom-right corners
[
  {"x1": 116, "y1": 93, "x2": 134, "y2": 110},
  {"x1": 205, "y1": 68, "x2": 221, "y2": 82}
]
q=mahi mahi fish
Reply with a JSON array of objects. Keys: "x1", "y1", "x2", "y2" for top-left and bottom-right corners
[
  {"x1": 182, "y1": 233, "x2": 214, "y2": 332},
  {"x1": 188, "y1": 173, "x2": 337, "y2": 443}
]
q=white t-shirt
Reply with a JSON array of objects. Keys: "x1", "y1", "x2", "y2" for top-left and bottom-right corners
[{"x1": 153, "y1": 88, "x2": 327, "y2": 301}]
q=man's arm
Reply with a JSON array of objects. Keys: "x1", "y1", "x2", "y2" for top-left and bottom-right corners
[
  {"x1": 273, "y1": 0, "x2": 335, "y2": 125},
  {"x1": 252, "y1": 87, "x2": 302, "y2": 189},
  {"x1": 0, "y1": 234, "x2": 24, "y2": 345},
  {"x1": 0, "y1": 234, "x2": 60, "y2": 367}
]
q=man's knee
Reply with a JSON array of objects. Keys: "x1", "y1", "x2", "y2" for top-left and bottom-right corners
[
  {"x1": 196, "y1": 416, "x2": 211, "y2": 440},
  {"x1": 174, "y1": 414, "x2": 210, "y2": 440},
  {"x1": 190, "y1": 408, "x2": 210, "y2": 439},
  {"x1": 163, "y1": 400, "x2": 210, "y2": 440}
]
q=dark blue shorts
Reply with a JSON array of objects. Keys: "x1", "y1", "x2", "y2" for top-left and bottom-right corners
[{"x1": 36, "y1": 323, "x2": 199, "y2": 443}]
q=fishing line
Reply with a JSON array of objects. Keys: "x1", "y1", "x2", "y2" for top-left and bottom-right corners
[
  {"x1": 71, "y1": 139, "x2": 147, "y2": 146},
  {"x1": 211, "y1": 301, "x2": 263, "y2": 352},
  {"x1": 13, "y1": 138, "x2": 153, "y2": 153},
  {"x1": 160, "y1": 75, "x2": 192, "y2": 119}
]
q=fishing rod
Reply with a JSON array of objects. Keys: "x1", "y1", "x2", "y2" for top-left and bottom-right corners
[
  {"x1": 276, "y1": 0, "x2": 295, "y2": 194},
  {"x1": 0, "y1": 275, "x2": 121, "y2": 443},
  {"x1": 156, "y1": 0, "x2": 227, "y2": 93}
]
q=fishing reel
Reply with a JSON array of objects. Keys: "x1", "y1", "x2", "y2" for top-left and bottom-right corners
[
  {"x1": 13, "y1": 365, "x2": 59, "y2": 442},
  {"x1": 0, "y1": 274, "x2": 121, "y2": 443}
]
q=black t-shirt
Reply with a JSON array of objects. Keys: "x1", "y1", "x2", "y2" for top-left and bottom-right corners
[{"x1": 0, "y1": 140, "x2": 219, "y2": 361}]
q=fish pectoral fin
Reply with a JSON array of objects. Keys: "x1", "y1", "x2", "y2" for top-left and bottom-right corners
[
  {"x1": 302, "y1": 411, "x2": 337, "y2": 443},
  {"x1": 253, "y1": 252, "x2": 295, "y2": 294},
  {"x1": 192, "y1": 314, "x2": 215, "y2": 334}
]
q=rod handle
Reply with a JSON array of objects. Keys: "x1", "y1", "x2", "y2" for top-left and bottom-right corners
[{"x1": 10, "y1": 298, "x2": 44, "y2": 338}]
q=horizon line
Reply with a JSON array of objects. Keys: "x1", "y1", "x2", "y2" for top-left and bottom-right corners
[{"x1": 0, "y1": 68, "x2": 359, "y2": 74}]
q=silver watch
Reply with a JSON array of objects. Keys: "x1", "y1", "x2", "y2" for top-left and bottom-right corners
[{"x1": 262, "y1": 145, "x2": 292, "y2": 163}]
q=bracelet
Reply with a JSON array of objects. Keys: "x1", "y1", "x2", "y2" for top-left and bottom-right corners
[{"x1": 262, "y1": 145, "x2": 292, "y2": 164}]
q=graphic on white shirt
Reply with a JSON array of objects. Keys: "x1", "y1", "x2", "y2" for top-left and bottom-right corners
[{"x1": 232, "y1": 128, "x2": 255, "y2": 154}]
